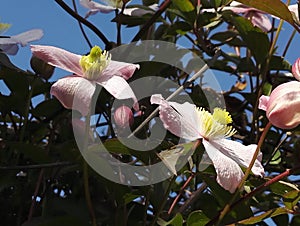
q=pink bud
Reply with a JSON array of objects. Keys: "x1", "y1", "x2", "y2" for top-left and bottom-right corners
[
  {"x1": 259, "y1": 81, "x2": 300, "y2": 129},
  {"x1": 114, "y1": 106, "x2": 134, "y2": 128},
  {"x1": 292, "y1": 58, "x2": 300, "y2": 81}
]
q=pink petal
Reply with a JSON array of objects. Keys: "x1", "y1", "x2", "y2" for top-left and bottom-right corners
[
  {"x1": 150, "y1": 94, "x2": 201, "y2": 140},
  {"x1": 97, "y1": 75, "x2": 138, "y2": 105},
  {"x1": 102, "y1": 60, "x2": 140, "y2": 80},
  {"x1": 259, "y1": 81, "x2": 300, "y2": 129},
  {"x1": 0, "y1": 29, "x2": 43, "y2": 46},
  {"x1": 0, "y1": 44, "x2": 19, "y2": 55},
  {"x1": 258, "y1": 95, "x2": 270, "y2": 111},
  {"x1": 30, "y1": 45, "x2": 83, "y2": 76},
  {"x1": 123, "y1": 4, "x2": 158, "y2": 16},
  {"x1": 50, "y1": 75, "x2": 96, "y2": 116},
  {"x1": 11, "y1": 29, "x2": 44, "y2": 46},
  {"x1": 203, "y1": 140, "x2": 244, "y2": 193},
  {"x1": 288, "y1": 4, "x2": 299, "y2": 21},
  {"x1": 247, "y1": 12, "x2": 272, "y2": 32},
  {"x1": 80, "y1": 0, "x2": 115, "y2": 17},
  {"x1": 211, "y1": 139, "x2": 264, "y2": 177},
  {"x1": 292, "y1": 58, "x2": 300, "y2": 81}
]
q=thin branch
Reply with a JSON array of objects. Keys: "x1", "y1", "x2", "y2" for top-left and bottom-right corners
[
  {"x1": 131, "y1": 0, "x2": 172, "y2": 42},
  {"x1": 72, "y1": 0, "x2": 92, "y2": 48},
  {"x1": 54, "y1": 0, "x2": 111, "y2": 49},
  {"x1": 0, "y1": 161, "x2": 75, "y2": 170}
]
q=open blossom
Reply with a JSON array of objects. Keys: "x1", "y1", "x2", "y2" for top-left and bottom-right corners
[
  {"x1": 151, "y1": 94, "x2": 264, "y2": 193},
  {"x1": 80, "y1": 0, "x2": 158, "y2": 18},
  {"x1": 259, "y1": 81, "x2": 300, "y2": 130},
  {"x1": 0, "y1": 29, "x2": 43, "y2": 55},
  {"x1": 31, "y1": 45, "x2": 139, "y2": 116},
  {"x1": 292, "y1": 58, "x2": 300, "y2": 81}
]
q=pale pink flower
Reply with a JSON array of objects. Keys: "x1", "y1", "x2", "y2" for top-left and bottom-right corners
[
  {"x1": 30, "y1": 45, "x2": 139, "y2": 116},
  {"x1": 114, "y1": 105, "x2": 134, "y2": 128},
  {"x1": 151, "y1": 94, "x2": 264, "y2": 193},
  {"x1": 223, "y1": 1, "x2": 272, "y2": 32},
  {"x1": 292, "y1": 58, "x2": 300, "y2": 81},
  {"x1": 80, "y1": 0, "x2": 158, "y2": 18},
  {"x1": 0, "y1": 29, "x2": 43, "y2": 55},
  {"x1": 259, "y1": 81, "x2": 300, "y2": 130}
]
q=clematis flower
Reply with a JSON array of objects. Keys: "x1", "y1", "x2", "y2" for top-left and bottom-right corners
[
  {"x1": 222, "y1": 1, "x2": 272, "y2": 32},
  {"x1": 259, "y1": 81, "x2": 300, "y2": 130},
  {"x1": 292, "y1": 57, "x2": 300, "y2": 81},
  {"x1": 80, "y1": 0, "x2": 158, "y2": 18},
  {"x1": 0, "y1": 29, "x2": 43, "y2": 55},
  {"x1": 151, "y1": 94, "x2": 264, "y2": 193},
  {"x1": 30, "y1": 45, "x2": 139, "y2": 116}
]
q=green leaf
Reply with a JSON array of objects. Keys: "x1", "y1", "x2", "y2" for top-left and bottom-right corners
[
  {"x1": 236, "y1": 0, "x2": 295, "y2": 26},
  {"x1": 283, "y1": 190, "x2": 300, "y2": 210},
  {"x1": 268, "y1": 55, "x2": 292, "y2": 71},
  {"x1": 270, "y1": 180, "x2": 299, "y2": 196},
  {"x1": 187, "y1": 210, "x2": 210, "y2": 226},
  {"x1": 157, "y1": 141, "x2": 195, "y2": 175},
  {"x1": 157, "y1": 213, "x2": 183, "y2": 226},
  {"x1": 31, "y1": 99, "x2": 63, "y2": 119},
  {"x1": 222, "y1": 11, "x2": 270, "y2": 64},
  {"x1": 237, "y1": 207, "x2": 290, "y2": 225},
  {"x1": 172, "y1": 0, "x2": 195, "y2": 12},
  {"x1": 166, "y1": 21, "x2": 192, "y2": 36},
  {"x1": 269, "y1": 149, "x2": 281, "y2": 165}
]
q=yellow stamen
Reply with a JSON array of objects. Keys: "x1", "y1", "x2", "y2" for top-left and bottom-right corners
[
  {"x1": 195, "y1": 107, "x2": 236, "y2": 140},
  {"x1": 79, "y1": 46, "x2": 111, "y2": 80}
]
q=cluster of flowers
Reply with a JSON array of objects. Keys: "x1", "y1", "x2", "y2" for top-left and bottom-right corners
[{"x1": 2, "y1": 0, "x2": 300, "y2": 194}]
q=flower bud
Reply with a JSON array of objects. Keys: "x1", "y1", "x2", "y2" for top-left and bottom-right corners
[
  {"x1": 259, "y1": 81, "x2": 300, "y2": 129},
  {"x1": 292, "y1": 57, "x2": 300, "y2": 81},
  {"x1": 114, "y1": 105, "x2": 134, "y2": 128}
]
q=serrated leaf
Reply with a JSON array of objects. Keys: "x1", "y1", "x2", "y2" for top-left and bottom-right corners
[
  {"x1": 187, "y1": 210, "x2": 210, "y2": 226},
  {"x1": 157, "y1": 213, "x2": 183, "y2": 226},
  {"x1": 236, "y1": 0, "x2": 295, "y2": 26},
  {"x1": 237, "y1": 207, "x2": 290, "y2": 225}
]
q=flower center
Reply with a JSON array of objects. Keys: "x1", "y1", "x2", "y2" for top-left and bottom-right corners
[
  {"x1": 195, "y1": 107, "x2": 236, "y2": 140},
  {"x1": 79, "y1": 46, "x2": 111, "y2": 80}
]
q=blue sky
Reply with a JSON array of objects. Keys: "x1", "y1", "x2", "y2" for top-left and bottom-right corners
[{"x1": 0, "y1": 0, "x2": 299, "y2": 87}]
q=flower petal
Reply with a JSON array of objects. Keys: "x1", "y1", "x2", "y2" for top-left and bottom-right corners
[
  {"x1": 102, "y1": 60, "x2": 140, "y2": 80},
  {"x1": 292, "y1": 58, "x2": 300, "y2": 81},
  {"x1": 203, "y1": 140, "x2": 244, "y2": 193},
  {"x1": 50, "y1": 76, "x2": 96, "y2": 116},
  {"x1": 10, "y1": 29, "x2": 43, "y2": 46},
  {"x1": 80, "y1": 0, "x2": 115, "y2": 18},
  {"x1": 0, "y1": 29, "x2": 43, "y2": 46},
  {"x1": 210, "y1": 139, "x2": 264, "y2": 177},
  {"x1": 123, "y1": 4, "x2": 158, "y2": 16},
  {"x1": 248, "y1": 12, "x2": 272, "y2": 32},
  {"x1": 97, "y1": 75, "x2": 138, "y2": 107},
  {"x1": 150, "y1": 94, "x2": 201, "y2": 141},
  {"x1": 30, "y1": 45, "x2": 83, "y2": 76},
  {"x1": 258, "y1": 95, "x2": 270, "y2": 111},
  {"x1": 0, "y1": 44, "x2": 19, "y2": 55},
  {"x1": 259, "y1": 81, "x2": 300, "y2": 129}
]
